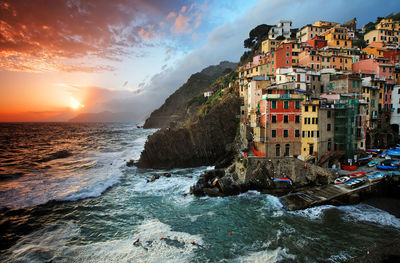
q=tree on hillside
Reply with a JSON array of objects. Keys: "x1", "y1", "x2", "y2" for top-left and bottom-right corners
[
  {"x1": 386, "y1": 11, "x2": 400, "y2": 21},
  {"x1": 363, "y1": 22, "x2": 376, "y2": 34},
  {"x1": 243, "y1": 24, "x2": 272, "y2": 49}
]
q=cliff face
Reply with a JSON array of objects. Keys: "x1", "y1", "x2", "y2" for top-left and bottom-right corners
[
  {"x1": 136, "y1": 92, "x2": 241, "y2": 169},
  {"x1": 143, "y1": 61, "x2": 237, "y2": 129}
]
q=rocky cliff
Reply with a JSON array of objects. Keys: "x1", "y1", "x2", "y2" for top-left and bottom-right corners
[
  {"x1": 136, "y1": 91, "x2": 241, "y2": 169},
  {"x1": 190, "y1": 157, "x2": 337, "y2": 197},
  {"x1": 143, "y1": 61, "x2": 237, "y2": 129}
]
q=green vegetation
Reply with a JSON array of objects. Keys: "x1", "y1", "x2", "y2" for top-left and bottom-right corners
[
  {"x1": 186, "y1": 93, "x2": 207, "y2": 107},
  {"x1": 386, "y1": 11, "x2": 400, "y2": 21},
  {"x1": 241, "y1": 24, "x2": 272, "y2": 65}
]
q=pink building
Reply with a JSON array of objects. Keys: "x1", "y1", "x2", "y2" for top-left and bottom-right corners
[
  {"x1": 252, "y1": 54, "x2": 266, "y2": 66},
  {"x1": 352, "y1": 58, "x2": 394, "y2": 80}
]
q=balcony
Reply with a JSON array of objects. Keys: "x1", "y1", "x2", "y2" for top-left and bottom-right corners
[{"x1": 265, "y1": 94, "x2": 304, "y2": 100}]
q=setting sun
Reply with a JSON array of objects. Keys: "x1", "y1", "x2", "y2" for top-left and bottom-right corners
[{"x1": 70, "y1": 98, "x2": 84, "y2": 110}]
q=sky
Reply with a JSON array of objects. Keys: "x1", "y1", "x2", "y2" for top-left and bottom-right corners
[{"x1": 0, "y1": 0, "x2": 399, "y2": 122}]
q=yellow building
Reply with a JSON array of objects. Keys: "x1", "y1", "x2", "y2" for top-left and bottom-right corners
[
  {"x1": 301, "y1": 98, "x2": 320, "y2": 161},
  {"x1": 313, "y1": 21, "x2": 340, "y2": 28},
  {"x1": 376, "y1": 18, "x2": 400, "y2": 32},
  {"x1": 297, "y1": 25, "x2": 328, "y2": 43},
  {"x1": 362, "y1": 42, "x2": 386, "y2": 58},
  {"x1": 321, "y1": 27, "x2": 352, "y2": 48},
  {"x1": 261, "y1": 39, "x2": 283, "y2": 54},
  {"x1": 365, "y1": 18, "x2": 400, "y2": 45}
]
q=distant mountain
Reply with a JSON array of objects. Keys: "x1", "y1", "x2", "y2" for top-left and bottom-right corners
[
  {"x1": 143, "y1": 61, "x2": 237, "y2": 129},
  {"x1": 68, "y1": 111, "x2": 137, "y2": 123}
]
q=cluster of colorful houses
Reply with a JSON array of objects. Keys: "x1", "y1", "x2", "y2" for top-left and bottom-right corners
[{"x1": 238, "y1": 17, "x2": 400, "y2": 166}]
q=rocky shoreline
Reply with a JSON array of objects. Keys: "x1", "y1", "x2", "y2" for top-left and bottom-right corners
[{"x1": 189, "y1": 157, "x2": 337, "y2": 197}]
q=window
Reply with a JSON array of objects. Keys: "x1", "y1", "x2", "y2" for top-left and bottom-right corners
[
  {"x1": 286, "y1": 52, "x2": 290, "y2": 57},
  {"x1": 285, "y1": 144, "x2": 290, "y2": 157},
  {"x1": 302, "y1": 131, "x2": 306, "y2": 137},
  {"x1": 328, "y1": 140, "x2": 332, "y2": 151},
  {"x1": 304, "y1": 118, "x2": 307, "y2": 124},
  {"x1": 284, "y1": 130, "x2": 289, "y2": 137},
  {"x1": 295, "y1": 115, "x2": 300, "y2": 123},
  {"x1": 311, "y1": 131, "x2": 315, "y2": 137},
  {"x1": 272, "y1": 130, "x2": 277, "y2": 137},
  {"x1": 272, "y1": 115, "x2": 277, "y2": 123},
  {"x1": 284, "y1": 115, "x2": 289, "y2": 123},
  {"x1": 284, "y1": 101, "x2": 289, "y2": 109},
  {"x1": 295, "y1": 101, "x2": 300, "y2": 109},
  {"x1": 312, "y1": 118, "x2": 315, "y2": 124},
  {"x1": 327, "y1": 124, "x2": 331, "y2": 131},
  {"x1": 295, "y1": 129, "x2": 300, "y2": 137},
  {"x1": 305, "y1": 106, "x2": 309, "y2": 112},
  {"x1": 272, "y1": 101, "x2": 277, "y2": 109},
  {"x1": 276, "y1": 144, "x2": 280, "y2": 157},
  {"x1": 327, "y1": 111, "x2": 331, "y2": 118},
  {"x1": 397, "y1": 108, "x2": 400, "y2": 114},
  {"x1": 312, "y1": 105, "x2": 316, "y2": 112}
]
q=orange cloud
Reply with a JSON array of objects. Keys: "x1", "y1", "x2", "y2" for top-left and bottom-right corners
[
  {"x1": 167, "y1": 12, "x2": 176, "y2": 19},
  {"x1": 0, "y1": 0, "x2": 183, "y2": 72},
  {"x1": 173, "y1": 13, "x2": 191, "y2": 34}
]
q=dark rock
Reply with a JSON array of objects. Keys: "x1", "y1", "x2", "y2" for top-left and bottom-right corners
[
  {"x1": 190, "y1": 169, "x2": 225, "y2": 196},
  {"x1": 126, "y1": 160, "x2": 135, "y2": 167},
  {"x1": 150, "y1": 175, "x2": 160, "y2": 182},
  {"x1": 216, "y1": 177, "x2": 241, "y2": 195},
  {"x1": 162, "y1": 173, "x2": 171, "y2": 178},
  {"x1": 203, "y1": 187, "x2": 223, "y2": 197},
  {"x1": 137, "y1": 93, "x2": 241, "y2": 169}
]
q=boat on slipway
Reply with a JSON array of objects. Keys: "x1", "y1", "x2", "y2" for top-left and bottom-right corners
[
  {"x1": 367, "y1": 172, "x2": 386, "y2": 183},
  {"x1": 376, "y1": 160, "x2": 399, "y2": 171}
]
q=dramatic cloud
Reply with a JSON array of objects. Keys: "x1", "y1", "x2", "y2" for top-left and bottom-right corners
[
  {"x1": 167, "y1": 3, "x2": 205, "y2": 34},
  {"x1": 139, "y1": 0, "x2": 400, "y2": 113},
  {"x1": 0, "y1": 0, "x2": 183, "y2": 72}
]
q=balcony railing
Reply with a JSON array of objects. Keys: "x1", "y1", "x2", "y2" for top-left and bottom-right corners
[{"x1": 264, "y1": 94, "x2": 304, "y2": 100}]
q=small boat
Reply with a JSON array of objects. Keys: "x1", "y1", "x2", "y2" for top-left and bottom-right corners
[
  {"x1": 357, "y1": 156, "x2": 372, "y2": 166},
  {"x1": 334, "y1": 176, "x2": 351, "y2": 184},
  {"x1": 367, "y1": 149, "x2": 382, "y2": 156},
  {"x1": 349, "y1": 171, "x2": 366, "y2": 178},
  {"x1": 274, "y1": 177, "x2": 292, "y2": 184},
  {"x1": 342, "y1": 164, "x2": 357, "y2": 171},
  {"x1": 376, "y1": 160, "x2": 399, "y2": 171},
  {"x1": 367, "y1": 173, "x2": 386, "y2": 182},
  {"x1": 345, "y1": 178, "x2": 365, "y2": 189},
  {"x1": 367, "y1": 160, "x2": 378, "y2": 167}
]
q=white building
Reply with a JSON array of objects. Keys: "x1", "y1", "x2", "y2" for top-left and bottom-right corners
[
  {"x1": 269, "y1": 20, "x2": 292, "y2": 40},
  {"x1": 275, "y1": 67, "x2": 320, "y2": 91},
  {"x1": 390, "y1": 85, "x2": 400, "y2": 133}
]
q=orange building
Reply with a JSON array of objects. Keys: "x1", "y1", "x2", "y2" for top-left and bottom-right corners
[{"x1": 321, "y1": 27, "x2": 352, "y2": 48}]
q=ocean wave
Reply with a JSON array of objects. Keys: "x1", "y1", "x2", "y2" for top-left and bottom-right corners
[
  {"x1": 235, "y1": 247, "x2": 296, "y2": 263},
  {"x1": 338, "y1": 204, "x2": 400, "y2": 229},
  {"x1": 3, "y1": 219, "x2": 203, "y2": 263},
  {"x1": 37, "y1": 150, "x2": 73, "y2": 163},
  {"x1": 289, "y1": 203, "x2": 400, "y2": 229},
  {"x1": 289, "y1": 205, "x2": 336, "y2": 220}
]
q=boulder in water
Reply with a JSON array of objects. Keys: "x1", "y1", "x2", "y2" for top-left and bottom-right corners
[{"x1": 150, "y1": 174, "x2": 160, "y2": 182}]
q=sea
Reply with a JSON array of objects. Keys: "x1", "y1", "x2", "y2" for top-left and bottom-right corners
[{"x1": 0, "y1": 122, "x2": 399, "y2": 262}]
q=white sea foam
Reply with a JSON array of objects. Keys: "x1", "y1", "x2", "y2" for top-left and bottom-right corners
[
  {"x1": 0, "y1": 129, "x2": 154, "y2": 210},
  {"x1": 338, "y1": 204, "x2": 400, "y2": 229},
  {"x1": 289, "y1": 205, "x2": 335, "y2": 220},
  {"x1": 4, "y1": 219, "x2": 203, "y2": 263},
  {"x1": 235, "y1": 247, "x2": 296, "y2": 263},
  {"x1": 290, "y1": 203, "x2": 400, "y2": 229}
]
